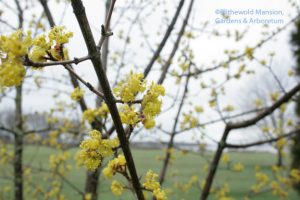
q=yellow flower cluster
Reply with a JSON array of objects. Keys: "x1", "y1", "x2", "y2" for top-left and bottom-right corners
[
  {"x1": 251, "y1": 172, "x2": 269, "y2": 193},
  {"x1": 70, "y1": 87, "x2": 84, "y2": 101},
  {"x1": 114, "y1": 72, "x2": 165, "y2": 129},
  {"x1": 290, "y1": 169, "x2": 300, "y2": 182},
  {"x1": 276, "y1": 138, "x2": 287, "y2": 149},
  {"x1": 75, "y1": 130, "x2": 119, "y2": 170},
  {"x1": 111, "y1": 180, "x2": 124, "y2": 196},
  {"x1": 245, "y1": 47, "x2": 254, "y2": 60},
  {"x1": 48, "y1": 26, "x2": 73, "y2": 45},
  {"x1": 174, "y1": 175, "x2": 199, "y2": 192},
  {"x1": 0, "y1": 144, "x2": 13, "y2": 164},
  {"x1": 0, "y1": 26, "x2": 73, "y2": 88},
  {"x1": 49, "y1": 152, "x2": 72, "y2": 175},
  {"x1": 195, "y1": 106, "x2": 204, "y2": 113},
  {"x1": 82, "y1": 103, "x2": 109, "y2": 123},
  {"x1": 221, "y1": 154, "x2": 230, "y2": 165},
  {"x1": 44, "y1": 181, "x2": 65, "y2": 199},
  {"x1": 254, "y1": 99, "x2": 263, "y2": 107},
  {"x1": 223, "y1": 105, "x2": 235, "y2": 112},
  {"x1": 84, "y1": 193, "x2": 92, "y2": 200},
  {"x1": 143, "y1": 170, "x2": 167, "y2": 200},
  {"x1": 103, "y1": 155, "x2": 126, "y2": 179},
  {"x1": 0, "y1": 30, "x2": 31, "y2": 87},
  {"x1": 180, "y1": 112, "x2": 199, "y2": 130},
  {"x1": 119, "y1": 104, "x2": 139, "y2": 125},
  {"x1": 30, "y1": 34, "x2": 51, "y2": 62},
  {"x1": 271, "y1": 181, "x2": 288, "y2": 198},
  {"x1": 43, "y1": 130, "x2": 60, "y2": 147},
  {"x1": 30, "y1": 26, "x2": 72, "y2": 62},
  {"x1": 270, "y1": 92, "x2": 280, "y2": 102},
  {"x1": 113, "y1": 72, "x2": 146, "y2": 102},
  {"x1": 233, "y1": 162, "x2": 244, "y2": 172},
  {"x1": 141, "y1": 83, "x2": 165, "y2": 129},
  {"x1": 214, "y1": 183, "x2": 233, "y2": 200}
]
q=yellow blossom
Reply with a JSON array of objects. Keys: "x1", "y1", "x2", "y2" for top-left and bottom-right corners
[
  {"x1": 119, "y1": 104, "x2": 139, "y2": 125},
  {"x1": 75, "y1": 130, "x2": 119, "y2": 170},
  {"x1": 0, "y1": 30, "x2": 32, "y2": 87},
  {"x1": 143, "y1": 170, "x2": 160, "y2": 190},
  {"x1": 245, "y1": 47, "x2": 254, "y2": 60},
  {"x1": 0, "y1": 61, "x2": 26, "y2": 87},
  {"x1": 82, "y1": 103, "x2": 109, "y2": 123},
  {"x1": 271, "y1": 181, "x2": 288, "y2": 198},
  {"x1": 29, "y1": 34, "x2": 51, "y2": 62},
  {"x1": 270, "y1": 92, "x2": 280, "y2": 102},
  {"x1": 71, "y1": 87, "x2": 84, "y2": 101},
  {"x1": 256, "y1": 172, "x2": 269, "y2": 184},
  {"x1": 288, "y1": 70, "x2": 294, "y2": 77},
  {"x1": 142, "y1": 83, "x2": 165, "y2": 117},
  {"x1": 103, "y1": 155, "x2": 126, "y2": 179},
  {"x1": 223, "y1": 105, "x2": 235, "y2": 112},
  {"x1": 111, "y1": 180, "x2": 124, "y2": 196},
  {"x1": 113, "y1": 72, "x2": 146, "y2": 102},
  {"x1": 180, "y1": 112, "x2": 199, "y2": 129},
  {"x1": 84, "y1": 193, "x2": 92, "y2": 200},
  {"x1": 254, "y1": 99, "x2": 263, "y2": 107},
  {"x1": 153, "y1": 188, "x2": 167, "y2": 200},
  {"x1": 290, "y1": 169, "x2": 300, "y2": 182},
  {"x1": 233, "y1": 162, "x2": 244, "y2": 172},
  {"x1": 48, "y1": 26, "x2": 73, "y2": 45},
  {"x1": 195, "y1": 106, "x2": 204, "y2": 113},
  {"x1": 222, "y1": 154, "x2": 230, "y2": 165},
  {"x1": 143, "y1": 170, "x2": 167, "y2": 200},
  {"x1": 142, "y1": 117, "x2": 156, "y2": 129},
  {"x1": 276, "y1": 138, "x2": 286, "y2": 149}
]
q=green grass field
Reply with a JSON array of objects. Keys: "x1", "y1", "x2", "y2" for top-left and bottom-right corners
[{"x1": 0, "y1": 145, "x2": 298, "y2": 200}]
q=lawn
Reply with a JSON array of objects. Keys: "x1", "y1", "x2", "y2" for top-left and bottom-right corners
[{"x1": 0, "y1": 145, "x2": 298, "y2": 200}]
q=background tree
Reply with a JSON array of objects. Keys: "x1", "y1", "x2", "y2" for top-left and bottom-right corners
[{"x1": 291, "y1": 18, "x2": 300, "y2": 196}]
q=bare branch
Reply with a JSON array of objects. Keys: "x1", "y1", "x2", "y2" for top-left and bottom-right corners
[
  {"x1": 70, "y1": 1, "x2": 145, "y2": 199},
  {"x1": 225, "y1": 129, "x2": 300, "y2": 148},
  {"x1": 23, "y1": 55, "x2": 91, "y2": 67},
  {"x1": 143, "y1": 0, "x2": 185, "y2": 78}
]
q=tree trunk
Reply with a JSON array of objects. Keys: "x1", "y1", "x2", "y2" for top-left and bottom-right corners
[
  {"x1": 14, "y1": 134, "x2": 23, "y2": 200},
  {"x1": 84, "y1": 168, "x2": 101, "y2": 200},
  {"x1": 14, "y1": 85, "x2": 23, "y2": 200},
  {"x1": 277, "y1": 148, "x2": 283, "y2": 167}
]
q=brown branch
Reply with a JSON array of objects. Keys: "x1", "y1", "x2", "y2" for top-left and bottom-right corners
[
  {"x1": 70, "y1": 1, "x2": 145, "y2": 199},
  {"x1": 176, "y1": 107, "x2": 266, "y2": 135},
  {"x1": 115, "y1": 99, "x2": 143, "y2": 104},
  {"x1": 39, "y1": 2, "x2": 105, "y2": 199},
  {"x1": 63, "y1": 64, "x2": 105, "y2": 99},
  {"x1": 13, "y1": 1, "x2": 24, "y2": 200},
  {"x1": 23, "y1": 55, "x2": 90, "y2": 67},
  {"x1": 229, "y1": 83, "x2": 300, "y2": 129},
  {"x1": 39, "y1": 0, "x2": 55, "y2": 27},
  {"x1": 157, "y1": 0, "x2": 194, "y2": 84},
  {"x1": 200, "y1": 82, "x2": 300, "y2": 200},
  {"x1": 27, "y1": 165, "x2": 85, "y2": 196},
  {"x1": 159, "y1": 65, "x2": 191, "y2": 186},
  {"x1": 225, "y1": 129, "x2": 300, "y2": 149},
  {"x1": 97, "y1": 0, "x2": 116, "y2": 49},
  {"x1": 143, "y1": 0, "x2": 185, "y2": 78},
  {"x1": 14, "y1": 0, "x2": 23, "y2": 29},
  {"x1": 0, "y1": 18, "x2": 17, "y2": 30},
  {"x1": 0, "y1": 126, "x2": 18, "y2": 136}
]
